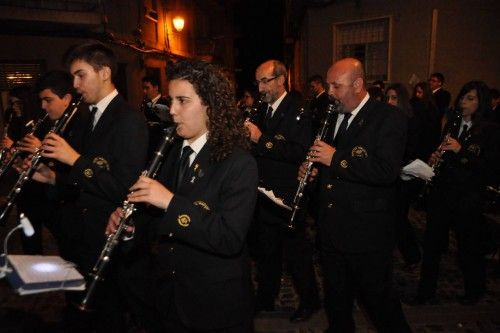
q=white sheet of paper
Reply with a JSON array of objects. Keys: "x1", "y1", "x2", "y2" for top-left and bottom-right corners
[
  {"x1": 257, "y1": 187, "x2": 292, "y2": 211},
  {"x1": 401, "y1": 159, "x2": 435, "y2": 181}
]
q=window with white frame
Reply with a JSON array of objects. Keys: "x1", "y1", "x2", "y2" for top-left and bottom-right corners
[{"x1": 333, "y1": 17, "x2": 390, "y2": 81}]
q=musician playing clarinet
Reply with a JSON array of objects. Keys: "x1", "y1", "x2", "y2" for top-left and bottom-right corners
[
  {"x1": 106, "y1": 59, "x2": 257, "y2": 332},
  {"x1": 300, "y1": 58, "x2": 411, "y2": 332},
  {"x1": 415, "y1": 81, "x2": 500, "y2": 306},
  {"x1": 245, "y1": 59, "x2": 319, "y2": 322},
  {"x1": 14, "y1": 71, "x2": 83, "y2": 254},
  {"x1": 31, "y1": 41, "x2": 148, "y2": 331}
]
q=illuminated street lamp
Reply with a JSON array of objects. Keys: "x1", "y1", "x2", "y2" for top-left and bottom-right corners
[{"x1": 172, "y1": 16, "x2": 185, "y2": 32}]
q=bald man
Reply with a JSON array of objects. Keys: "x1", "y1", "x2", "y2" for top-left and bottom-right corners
[{"x1": 300, "y1": 58, "x2": 411, "y2": 332}]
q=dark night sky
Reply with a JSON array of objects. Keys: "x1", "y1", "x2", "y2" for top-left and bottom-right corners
[{"x1": 232, "y1": 0, "x2": 285, "y2": 95}]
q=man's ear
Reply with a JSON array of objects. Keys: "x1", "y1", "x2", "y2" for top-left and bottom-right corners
[
  {"x1": 63, "y1": 93, "x2": 73, "y2": 107},
  {"x1": 99, "y1": 66, "x2": 112, "y2": 81},
  {"x1": 278, "y1": 74, "x2": 286, "y2": 86},
  {"x1": 353, "y1": 77, "x2": 364, "y2": 92}
]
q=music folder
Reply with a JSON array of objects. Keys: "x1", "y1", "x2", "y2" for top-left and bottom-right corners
[{"x1": 1, "y1": 255, "x2": 85, "y2": 295}]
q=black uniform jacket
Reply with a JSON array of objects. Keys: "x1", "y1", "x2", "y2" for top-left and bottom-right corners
[
  {"x1": 435, "y1": 119, "x2": 500, "y2": 206},
  {"x1": 318, "y1": 98, "x2": 407, "y2": 253},
  {"x1": 252, "y1": 93, "x2": 312, "y2": 203},
  {"x1": 433, "y1": 88, "x2": 451, "y2": 116},
  {"x1": 55, "y1": 94, "x2": 148, "y2": 271},
  {"x1": 149, "y1": 141, "x2": 258, "y2": 330}
]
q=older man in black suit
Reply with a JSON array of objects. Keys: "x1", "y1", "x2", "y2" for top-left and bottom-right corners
[
  {"x1": 245, "y1": 59, "x2": 319, "y2": 322},
  {"x1": 301, "y1": 58, "x2": 411, "y2": 332}
]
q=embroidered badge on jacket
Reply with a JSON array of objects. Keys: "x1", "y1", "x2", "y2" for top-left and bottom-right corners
[
  {"x1": 177, "y1": 214, "x2": 191, "y2": 227},
  {"x1": 93, "y1": 156, "x2": 110, "y2": 170},
  {"x1": 351, "y1": 146, "x2": 368, "y2": 158}
]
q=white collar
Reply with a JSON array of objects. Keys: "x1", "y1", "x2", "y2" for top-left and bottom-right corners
[
  {"x1": 182, "y1": 132, "x2": 208, "y2": 165},
  {"x1": 90, "y1": 89, "x2": 119, "y2": 126},
  {"x1": 460, "y1": 119, "x2": 472, "y2": 129},
  {"x1": 348, "y1": 92, "x2": 370, "y2": 120},
  {"x1": 316, "y1": 90, "x2": 326, "y2": 98},
  {"x1": 269, "y1": 91, "x2": 287, "y2": 114},
  {"x1": 151, "y1": 94, "x2": 162, "y2": 105}
]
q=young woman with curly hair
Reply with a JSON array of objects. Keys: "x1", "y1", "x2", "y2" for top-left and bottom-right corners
[{"x1": 107, "y1": 59, "x2": 258, "y2": 332}]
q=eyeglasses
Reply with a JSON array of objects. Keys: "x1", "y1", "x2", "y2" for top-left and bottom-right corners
[{"x1": 254, "y1": 76, "x2": 279, "y2": 86}]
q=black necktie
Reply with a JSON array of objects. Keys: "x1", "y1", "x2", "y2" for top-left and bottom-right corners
[
  {"x1": 265, "y1": 106, "x2": 273, "y2": 126},
  {"x1": 333, "y1": 113, "x2": 351, "y2": 146},
  {"x1": 89, "y1": 106, "x2": 98, "y2": 131},
  {"x1": 458, "y1": 124, "x2": 468, "y2": 143},
  {"x1": 174, "y1": 146, "x2": 194, "y2": 191}
]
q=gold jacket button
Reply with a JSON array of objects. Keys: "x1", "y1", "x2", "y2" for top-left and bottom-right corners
[{"x1": 326, "y1": 184, "x2": 333, "y2": 189}]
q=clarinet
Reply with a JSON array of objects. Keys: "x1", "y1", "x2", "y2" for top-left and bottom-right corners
[
  {"x1": 0, "y1": 98, "x2": 82, "y2": 225},
  {"x1": 430, "y1": 113, "x2": 462, "y2": 177},
  {"x1": 0, "y1": 113, "x2": 49, "y2": 180},
  {"x1": 288, "y1": 101, "x2": 339, "y2": 228},
  {"x1": 243, "y1": 100, "x2": 263, "y2": 124},
  {"x1": 77, "y1": 125, "x2": 177, "y2": 311}
]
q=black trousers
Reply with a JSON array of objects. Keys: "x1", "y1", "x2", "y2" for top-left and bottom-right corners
[
  {"x1": 249, "y1": 195, "x2": 319, "y2": 309},
  {"x1": 418, "y1": 186, "x2": 486, "y2": 299},
  {"x1": 396, "y1": 179, "x2": 422, "y2": 265},
  {"x1": 320, "y1": 230, "x2": 411, "y2": 333}
]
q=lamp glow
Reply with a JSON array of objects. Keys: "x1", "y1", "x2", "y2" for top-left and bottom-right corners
[{"x1": 172, "y1": 16, "x2": 185, "y2": 32}]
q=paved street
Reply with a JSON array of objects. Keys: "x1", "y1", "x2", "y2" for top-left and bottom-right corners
[{"x1": 1, "y1": 206, "x2": 499, "y2": 332}]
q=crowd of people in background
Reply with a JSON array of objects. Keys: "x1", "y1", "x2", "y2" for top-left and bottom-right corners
[{"x1": 0, "y1": 40, "x2": 499, "y2": 332}]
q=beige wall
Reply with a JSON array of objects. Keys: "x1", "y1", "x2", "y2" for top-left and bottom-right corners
[{"x1": 303, "y1": 0, "x2": 500, "y2": 99}]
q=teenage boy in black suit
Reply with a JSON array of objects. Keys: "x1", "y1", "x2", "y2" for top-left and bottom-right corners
[{"x1": 33, "y1": 41, "x2": 148, "y2": 330}]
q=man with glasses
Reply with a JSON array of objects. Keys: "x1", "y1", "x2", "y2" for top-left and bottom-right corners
[
  {"x1": 245, "y1": 59, "x2": 319, "y2": 322},
  {"x1": 300, "y1": 58, "x2": 411, "y2": 332}
]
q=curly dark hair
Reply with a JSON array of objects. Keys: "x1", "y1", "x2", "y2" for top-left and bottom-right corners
[{"x1": 167, "y1": 59, "x2": 250, "y2": 161}]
